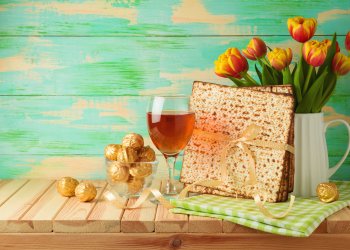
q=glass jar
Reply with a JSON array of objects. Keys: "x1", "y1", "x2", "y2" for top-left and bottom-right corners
[{"x1": 106, "y1": 160, "x2": 158, "y2": 198}]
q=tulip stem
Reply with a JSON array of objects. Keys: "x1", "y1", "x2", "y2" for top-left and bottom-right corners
[
  {"x1": 303, "y1": 65, "x2": 313, "y2": 94},
  {"x1": 282, "y1": 67, "x2": 292, "y2": 85},
  {"x1": 243, "y1": 73, "x2": 259, "y2": 86}
]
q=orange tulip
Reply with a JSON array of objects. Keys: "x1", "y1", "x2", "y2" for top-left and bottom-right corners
[
  {"x1": 302, "y1": 40, "x2": 328, "y2": 67},
  {"x1": 332, "y1": 52, "x2": 350, "y2": 76},
  {"x1": 322, "y1": 39, "x2": 340, "y2": 53},
  {"x1": 214, "y1": 48, "x2": 248, "y2": 79},
  {"x1": 242, "y1": 37, "x2": 267, "y2": 60},
  {"x1": 287, "y1": 16, "x2": 317, "y2": 43},
  {"x1": 345, "y1": 31, "x2": 350, "y2": 52},
  {"x1": 267, "y1": 48, "x2": 293, "y2": 71}
]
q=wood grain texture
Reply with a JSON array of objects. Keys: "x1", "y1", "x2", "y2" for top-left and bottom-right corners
[
  {"x1": 327, "y1": 207, "x2": 350, "y2": 233},
  {"x1": 121, "y1": 180, "x2": 161, "y2": 233},
  {"x1": 223, "y1": 220, "x2": 259, "y2": 233},
  {"x1": 86, "y1": 184, "x2": 127, "y2": 233},
  {"x1": 0, "y1": 179, "x2": 53, "y2": 232},
  {"x1": 0, "y1": 0, "x2": 349, "y2": 36},
  {"x1": 53, "y1": 180, "x2": 107, "y2": 233},
  {"x1": 20, "y1": 182, "x2": 68, "y2": 232},
  {"x1": 155, "y1": 181, "x2": 188, "y2": 233},
  {"x1": 0, "y1": 179, "x2": 28, "y2": 206},
  {"x1": 0, "y1": 36, "x2": 348, "y2": 96},
  {"x1": 1, "y1": 233, "x2": 350, "y2": 250},
  {"x1": 189, "y1": 215, "x2": 223, "y2": 233}
]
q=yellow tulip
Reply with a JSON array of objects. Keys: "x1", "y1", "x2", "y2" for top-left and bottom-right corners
[
  {"x1": 302, "y1": 40, "x2": 328, "y2": 67},
  {"x1": 214, "y1": 48, "x2": 248, "y2": 79},
  {"x1": 267, "y1": 48, "x2": 293, "y2": 71},
  {"x1": 287, "y1": 16, "x2": 317, "y2": 43}
]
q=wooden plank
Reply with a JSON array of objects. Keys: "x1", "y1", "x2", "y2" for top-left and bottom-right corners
[
  {"x1": 0, "y1": 179, "x2": 53, "y2": 232},
  {"x1": 0, "y1": 0, "x2": 349, "y2": 36},
  {"x1": 85, "y1": 184, "x2": 127, "y2": 233},
  {"x1": 0, "y1": 179, "x2": 28, "y2": 206},
  {"x1": 155, "y1": 181, "x2": 188, "y2": 233},
  {"x1": 189, "y1": 215, "x2": 223, "y2": 233},
  {"x1": 0, "y1": 96, "x2": 348, "y2": 157},
  {"x1": 19, "y1": 182, "x2": 69, "y2": 232},
  {"x1": 0, "y1": 36, "x2": 349, "y2": 96},
  {"x1": 1, "y1": 233, "x2": 350, "y2": 250},
  {"x1": 53, "y1": 180, "x2": 107, "y2": 233},
  {"x1": 223, "y1": 220, "x2": 259, "y2": 233},
  {"x1": 121, "y1": 179, "x2": 161, "y2": 233},
  {"x1": 327, "y1": 207, "x2": 350, "y2": 233}
]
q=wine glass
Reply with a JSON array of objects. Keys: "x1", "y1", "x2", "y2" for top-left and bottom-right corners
[{"x1": 147, "y1": 96, "x2": 195, "y2": 196}]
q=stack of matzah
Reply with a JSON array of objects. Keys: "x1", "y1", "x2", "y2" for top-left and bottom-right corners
[{"x1": 180, "y1": 81, "x2": 295, "y2": 202}]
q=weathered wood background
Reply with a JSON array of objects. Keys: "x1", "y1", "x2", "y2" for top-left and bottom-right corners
[{"x1": 0, "y1": 0, "x2": 349, "y2": 180}]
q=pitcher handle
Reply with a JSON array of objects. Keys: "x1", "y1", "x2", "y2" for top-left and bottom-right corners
[{"x1": 324, "y1": 119, "x2": 350, "y2": 178}]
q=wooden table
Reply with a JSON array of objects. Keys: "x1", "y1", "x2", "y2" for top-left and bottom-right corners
[{"x1": 0, "y1": 179, "x2": 349, "y2": 249}]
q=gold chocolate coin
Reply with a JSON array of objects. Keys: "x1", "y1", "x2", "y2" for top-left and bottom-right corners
[
  {"x1": 127, "y1": 176, "x2": 145, "y2": 194},
  {"x1": 75, "y1": 181, "x2": 97, "y2": 202},
  {"x1": 316, "y1": 182, "x2": 339, "y2": 203},
  {"x1": 117, "y1": 146, "x2": 138, "y2": 163},
  {"x1": 57, "y1": 177, "x2": 79, "y2": 197},
  {"x1": 122, "y1": 133, "x2": 144, "y2": 150},
  {"x1": 104, "y1": 144, "x2": 122, "y2": 161},
  {"x1": 129, "y1": 163, "x2": 152, "y2": 178},
  {"x1": 107, "y1": 161, "x2": 130, "y2": 182},
  {"x1": 138, "y1": 146, "x2": 156, "y2": 162}
]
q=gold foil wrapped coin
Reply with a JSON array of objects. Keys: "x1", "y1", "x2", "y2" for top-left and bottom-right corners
[
  {"x1": 107, "y1": 161, "x2": 130, "y2": 182},
  {"x1": 57, "y1": 177, "x2": 79, "y2": 197},
  {"x1": 117, "y1": 146, "x2": 138, "y2": 163},
  {"x1": 75, "y1": 181, "x2": 97, "y2": 202},
  {"x1": 317, "y1": 182, "x2": 339, "y2": 203},
  {"x1": 138, "y1": 146, "x2": 156, "y2": 162},
  {"x1": 122, "y1": 133, "x2": 144, "y2": 150},
  {"x1": 104, "y1": 144, "x2": 122, "y2": 161},
  {"x1": 127, "y1": 176, "x2": 145, "y2": 194},
  {"x1": 129, "y1": 163, "x2": 153, "y2": 178}
]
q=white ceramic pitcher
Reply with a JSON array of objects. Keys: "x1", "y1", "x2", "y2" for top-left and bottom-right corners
[{"x1": 293, "y1": 113, "x2": 350, "y2": 197}]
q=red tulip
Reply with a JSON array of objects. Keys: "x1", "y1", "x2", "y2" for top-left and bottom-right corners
[
  {"x1": 242, "y1": 37, "x2": 267, "y2": 60},
  {"x1": 287, "y1": 16, "x2": 317, "y2": 43},
  {"x1": 322, "y1": 39, "x2": 340, "y2": 53},
  {"x1": 302, "y1": 40, "x2": 328, "y2": 67},
  {"x1": 214, "y1": 48, "x2": 248, "y2": 79},
  {"x1": 332, "y1": 52, "x2": 350, "y2": 76},
  {"x1": 267, "y1": 48, "x2": 293, "y2": 71},
  {"x1": 345, "y1": 31, "x2": 350, "y2": 52}
]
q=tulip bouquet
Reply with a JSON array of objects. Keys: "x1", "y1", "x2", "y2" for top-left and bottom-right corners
[{"x1": 214, "y1": 16, "x2": 350, "y2": 113}]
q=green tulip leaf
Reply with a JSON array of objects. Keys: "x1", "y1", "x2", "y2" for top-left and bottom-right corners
[
  {"x1": 291, "y1": 63, "x2": 297, "y2": 79},
  {"x1": 255, "y1": 64, "x2": 263, "y2": 84},
  {"x1": 296, "y1": 70, "x2": 328, "y2": 113},
  {"x1": 262, "y1": 64, "x2": 275, "y2": 85},
  {"x1": 318, "y1": 33, "x2": 337, "y2": 77},
  {"x1": 293, "y1": 59, "x2": 304, "y2": 104},
  {"x1": 318, "y1": 71, "x2": 337, "y2": 109},
  {"x1": 228, "y1": 77, "x2": 247, "y2": 87}
]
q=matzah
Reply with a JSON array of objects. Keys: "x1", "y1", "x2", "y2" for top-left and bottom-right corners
[{"x1": 180, "y1": 81, "x2": 295, "y2": 202}]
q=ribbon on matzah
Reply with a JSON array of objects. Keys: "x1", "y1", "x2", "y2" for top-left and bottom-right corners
[{"x1": 104, "y1": 124, "x2": 295, "y2": 219}]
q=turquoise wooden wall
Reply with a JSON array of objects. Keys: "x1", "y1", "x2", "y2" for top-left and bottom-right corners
[{"x1": 0, "y1": 0, "x2": 349, "y2": 180}]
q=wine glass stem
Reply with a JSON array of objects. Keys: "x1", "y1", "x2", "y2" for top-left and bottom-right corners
[{"x1": 165, "y1": 155, "x2": 177, "y2": 195}]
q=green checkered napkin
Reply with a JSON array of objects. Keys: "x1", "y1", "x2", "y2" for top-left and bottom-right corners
[{"x1": 170, "y1": 181, "x2": 350, "y2": 237}]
